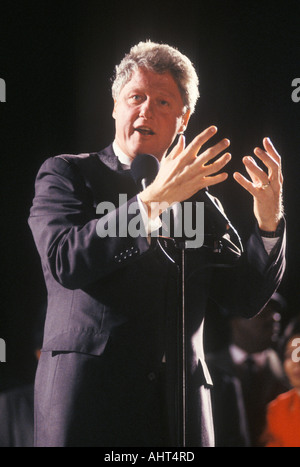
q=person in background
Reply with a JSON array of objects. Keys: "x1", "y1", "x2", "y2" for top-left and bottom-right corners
[
  {"x1": 0, "y1": 308, "x2": 44, "y2": 447},
  {"x1": 207, "y1": 293, "x2": 288, "y2": 446},
  {"x1": 262, "y1": 316, "x2": 300, "y2": 447}
]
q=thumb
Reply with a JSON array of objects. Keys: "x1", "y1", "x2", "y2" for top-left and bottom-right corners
[{"x1": 165, "y1": 134, "x2": 186, "y2": 161}]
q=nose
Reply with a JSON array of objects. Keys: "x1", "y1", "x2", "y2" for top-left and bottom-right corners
[{"x1": 139, "y1": 97, "x2": 153, "y2": 118}]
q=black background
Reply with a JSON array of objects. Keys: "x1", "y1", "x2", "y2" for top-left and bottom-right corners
[{"x1": 0, "y1": 0, "x2": 299, "y2": 388}]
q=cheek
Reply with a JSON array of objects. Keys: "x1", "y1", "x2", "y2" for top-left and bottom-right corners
[
  {"x1": 160, "y1": 116, "x2": 182, "y2": 139},
  {"x1": 115, "y1": 112, "x2": 134, "y2": 135},
  {"x1": 284, "y1": 360, "x2": 296, "y2": 383},
  {"x1": 284, "y1": 360, "x2": 291, "y2": 375},
  {"x1": 114, "y1": 103, "x2": 135, "y2": 127}
]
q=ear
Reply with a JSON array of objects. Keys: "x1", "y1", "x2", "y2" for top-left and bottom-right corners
[
  {"x1": 178, "y1": 109, "x2": 191, "y2": 134},
  {"x1": 112, "y1": 99, "x2": 117, "y2": 119}
]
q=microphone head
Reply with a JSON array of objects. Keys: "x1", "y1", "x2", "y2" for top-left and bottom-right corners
[{"x1": 131, "y1": 153, "x2": 159, "y2": 188}]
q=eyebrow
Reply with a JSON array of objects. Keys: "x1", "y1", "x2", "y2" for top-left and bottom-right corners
[{"x1": 125, "y1": 86, "x2": 179, "y2": 100}]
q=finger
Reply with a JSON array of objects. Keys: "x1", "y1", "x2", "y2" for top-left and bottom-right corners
[
  {"x1": 243, "y1": 156, "x2": 269, "y2": 187},
  {"x1": 196, "y1": 138, "x2": 231, "y2": 166},
  {"x1": 179, "y1": 134, "x2": 186, "y2": 152},
  {"x1": 199, "y1": 152, "x2": 232, "y2": 177},
  {"x1": 253, "y1": 146, "x2": 281, "y2": 183},
  {"x1": 233, "y1": 172, "x2": 257, "y2": 197},
  {"x1": 167, "y1": 133, "x2": 186, "y2": 160},
  {"x1": 263, "y1": 137, "x2": 284, "y2": 185},
  {"x1": 263, "y1": 137, "x2": 281, "y2": 165},
  {"x1": 202, "y1": 172, "x2": 229, "y2": 188},
  {"x1": 183, "y1": 125, "x2": 218, "y2": 162}
]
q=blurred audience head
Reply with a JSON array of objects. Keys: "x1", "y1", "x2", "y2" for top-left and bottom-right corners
[
  {"x1": 230, "y1": 293, "x2": 287, "y2": 353},
  {"x1": 31, "y1": 302, "x2": 46, "y2": 361},
  {"x1": 278, "y1": 316, "x2": 300, "y2": 392}
]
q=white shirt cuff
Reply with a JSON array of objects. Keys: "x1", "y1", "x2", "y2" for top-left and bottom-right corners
[
  {"x1": 261, "y1": 236, "x2": 280, "y2": 255},
  {"x1": 137, "y1": 194, "x2": 162, "y2": 236}
]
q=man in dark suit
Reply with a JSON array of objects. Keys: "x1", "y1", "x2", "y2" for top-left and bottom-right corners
[
  {"x1": 28, "y1": 41, "x2": 286, "y2": 447},
  {"x1": 0, "y1": 311, "x2": 43, "y2": 447},
  {"x1": 207, "y1": 293, "x2": 288, "y2": 447}
]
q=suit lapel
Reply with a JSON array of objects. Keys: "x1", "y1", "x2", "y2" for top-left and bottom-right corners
[
  {"x1": 94, "y1": 144, "x2": 138, "y2": 202},
  {"x1": 97, "y1": 144, "x2": 122, "y2": 171}
]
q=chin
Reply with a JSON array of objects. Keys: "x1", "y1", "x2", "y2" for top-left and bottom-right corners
[{"x1": 133, "y1": 147, "x2": 157, "y2": 158}]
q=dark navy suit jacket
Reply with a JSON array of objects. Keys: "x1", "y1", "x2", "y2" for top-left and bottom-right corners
[{"x1": 28, "y1": 144, "x2": 286, "y2": 446}]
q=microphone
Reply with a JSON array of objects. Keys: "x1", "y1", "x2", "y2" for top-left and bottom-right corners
[
  {"x1": 130, "y1": 154, "x2": 229, "y2": 236},
  {"x1": 131, "y1": 153, "x2": 159, "y2": 191},
  {"x1": 189, "y1": 189, "x2": 231, "y2": 237},
  {"x1": 130, "y1": 154, "x2": 243, "y2": 258},
  {"x1": 186, "y1": 188, "x2": 243, "y2": 256}
]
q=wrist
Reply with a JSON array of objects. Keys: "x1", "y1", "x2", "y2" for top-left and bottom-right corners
[
  {"x1": 257, "y1": 212, "x2": 284, "y2": 232},
  {"x1": 257, "y1": 196, "x2": 285, "y2": 233},
  {"x1": 139, "y1": 188, "x2": 170, "y2": 219},
  {"x1": 258, "y1": 217, "x2": 284, "y2": 238}
]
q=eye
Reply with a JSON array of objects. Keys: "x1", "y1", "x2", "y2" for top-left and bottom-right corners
[
  {"x1": 159, "y1": 99, "x2": 169, "y2": 107},
  {"x1": 129, "y1": 94, "x2": 143, "y2": 103}
]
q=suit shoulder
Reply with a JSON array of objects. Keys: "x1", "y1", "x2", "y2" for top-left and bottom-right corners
[
  {"x1": 37, "y1": 152, "x2": 99, "y2": 175},
  {"x1": 54, "y1": 152, "x2": 91, "y2": 163},
  {"x1": 35, "y1": 145, "x2": 116, "y2": 181}
]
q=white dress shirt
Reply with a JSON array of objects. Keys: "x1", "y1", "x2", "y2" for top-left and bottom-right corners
[{"x1": 229, "y1": 344, "x2": 269, "y2": 368}]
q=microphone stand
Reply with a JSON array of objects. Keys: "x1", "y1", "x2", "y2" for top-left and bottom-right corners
[
  {"x1": 156, "y1": 205, "x2": 243, "y2": 448},
  {"x1": 157, "y1": 233, "x2": 188, "y2": 447},
  {"x1": 177, "y1": 242, "x2": 187, "y2": 447},
  {"x1": 131, "y1": 154, "x2": 190, "y2": 446},
  {"x1": 131, "y1": 154, "x2": 243, "y2": 447}
]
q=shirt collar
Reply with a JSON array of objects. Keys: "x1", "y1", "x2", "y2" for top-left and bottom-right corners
[
  {"x1": 112, "y1": 141, "x2": 132, "y2": 169},
  {"x1": 229, "y1": 344, "x2": 269, "y2": 367}
]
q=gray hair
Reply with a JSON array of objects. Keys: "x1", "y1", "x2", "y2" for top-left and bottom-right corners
[{"x1": 111, "y1": 41, "x2": 200, "y2": 114}]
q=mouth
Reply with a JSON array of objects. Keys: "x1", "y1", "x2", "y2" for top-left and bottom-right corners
[{"x1": 134, "y1": 126, "x2": 155, "y2": 136}]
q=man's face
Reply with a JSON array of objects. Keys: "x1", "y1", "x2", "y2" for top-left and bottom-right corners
[
  {"x1": 112, "y1": 67, "x2": 190, "y2": 161},
  {"x1": 284, "y1": 335, "x2": 300, "y2": 392},
  {"x1": 231, "y1": 305, "x2": 282, "y2": 352}
]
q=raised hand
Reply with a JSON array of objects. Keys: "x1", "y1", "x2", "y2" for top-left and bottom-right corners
[
  {"x1": 233, "y1": 137, "x2": 284, "y2": 231},
  {"x1": 139, "y1": 126, "x2": 231, "y2": 218}
]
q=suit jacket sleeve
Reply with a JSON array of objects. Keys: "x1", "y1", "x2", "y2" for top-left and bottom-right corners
[
  {"x1": 210, "y1": 219, "x2": 286, "y2": 318},
  {"x1": 28, "y1": 156, "x2": 151, "y2": 290}
]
